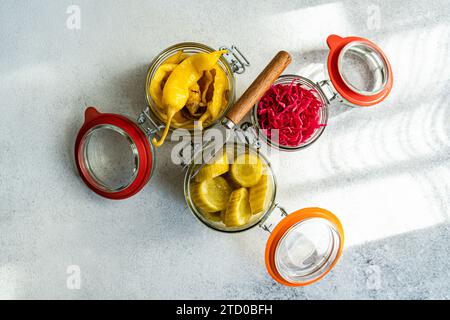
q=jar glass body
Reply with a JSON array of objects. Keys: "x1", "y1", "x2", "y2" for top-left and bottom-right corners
[
  {"x1": 184, "y1": 142, "x2": 277, "y2": 233},
  {"x1": 251, "y1": 75, "x2": 329, "y2": 152},
  {"x1": 145, "y1": 42, "x2": 236, "y2": 133}
]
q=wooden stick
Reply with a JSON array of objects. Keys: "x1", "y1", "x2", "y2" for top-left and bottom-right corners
[{"x1": 226, "y1": 51, "x2": 292, "y2": 125}]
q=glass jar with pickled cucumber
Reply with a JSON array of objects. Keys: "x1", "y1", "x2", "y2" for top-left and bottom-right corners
[{"x1": 184, "y1": 142, "x2": 345, "y2": 286}]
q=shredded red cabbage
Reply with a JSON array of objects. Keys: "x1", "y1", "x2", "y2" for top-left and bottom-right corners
[{"x1": 257, "y1": 80, "x2": 325, "y2": 147}]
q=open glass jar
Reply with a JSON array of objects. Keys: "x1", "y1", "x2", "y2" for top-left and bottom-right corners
[
  {"x1": 183, "y1": 142, "x2": 344, "y2": 286},
  {"x1": 74, "y1": 43, "x2": 249, "y2": 199},
  {"x1": 247, "y1": 34, "x2": 393, "y2": 151},
  {"x1": 145, "y1": 42, "x2": 249, "y2": 132}
]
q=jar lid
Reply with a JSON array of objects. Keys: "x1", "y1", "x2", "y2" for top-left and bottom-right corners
[
  {"x1": 327, "y1": 34, "x2": 393, "y2": 106},
  {"x1": 74, "y1": 107, "x2": 154, "y2": 199},
  {"x1": 265, "y1": 207, "x2": 344, "y2": 286}
]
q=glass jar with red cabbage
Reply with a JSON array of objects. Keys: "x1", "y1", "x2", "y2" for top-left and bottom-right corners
[
  {"x1": 252, "y1": 75, "x2": 328, "y2": 151},
  {"x1": 247, "y1": 34, "x2": 393, "y2": 151}
]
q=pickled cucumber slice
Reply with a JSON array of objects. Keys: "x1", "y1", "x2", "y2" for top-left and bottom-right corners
[
  {"x1": 194, "y1": 151, "x2": 229, "y2": 183},
  {"x1": 249, "y1": 174, "x2": 271, "y2": 215},
  {"x1": 191, "y1": 176, "x2": 232, "y2": 212},
  {"x1": 223, "y1": 188, "x2": 252, "y2": 227},
  {"x1": 230, "y1": 154, "x2": 263, "y2": 187}
]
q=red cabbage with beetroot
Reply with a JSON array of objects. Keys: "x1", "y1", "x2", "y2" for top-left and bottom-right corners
[{"x1": 257, "y1": 80, "x2": 326, "y2": 147}]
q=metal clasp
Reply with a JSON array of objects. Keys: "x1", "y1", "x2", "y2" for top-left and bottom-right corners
[
  {"x1": 179, "y1": 140, "x2": 202, "y2": 168},
  {"x1": 219, "y1": 45, "x2": 250, "y2": 75},
  {"x1": 137, "y1": 107, "x2": 164, "y2": 138},
  {"x1": 235, "y1": 122, "x2": 261, "y2": 149},
  {"x1": 317, "y1": 80, "x2": 338, "y2": 103},
  {"x1": 260, "y1": 204, "x2": 288, "y2": 233}
]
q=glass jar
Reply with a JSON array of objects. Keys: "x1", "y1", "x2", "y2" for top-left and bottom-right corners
[
  {"x1": 145, "y1": 42, "x2": 248, "y2": 132},
  {"x1": 185, "y1": 143, "x2": 277, "y2": 232},
  {"x1": 251, "y1": 75, "x2": 329, "y2": 151},
  {"x1": 183, "y1": 142, "x2": 344, "y2": 286},
  {"x1": 246, "y1": 34, "x2": 393, "y2": 151}
]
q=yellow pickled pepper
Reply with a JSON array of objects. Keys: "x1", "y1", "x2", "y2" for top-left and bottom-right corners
[
  {"x1": 200, "y1": 70, "x2": 214, "y2": 104},
  {"x1": 163, "y1": 50, "x2": 188, "y2": 64},
  {"x1": 152, "y1": 50, "x2": 227, "y2": 147},
  {"x1": 197, "y1": 65, "x2": 229, "y2": 128},
  {"x1": 150, "y1": 51, "x2": 188, "y2": 109},
  {"x1": 150, "y1": 63, "x2": 177, "y2": 108},
  {"x1": 185, "y1": 82, "x2": 202, "y2": 116}
]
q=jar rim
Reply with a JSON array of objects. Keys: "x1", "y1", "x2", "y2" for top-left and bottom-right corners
[
  {"x1": 337, "y1": 41, "x2": 390, "y2": 96},
  {"x1": 80, "y1": 124, "x2": 140, "y2": 192}
]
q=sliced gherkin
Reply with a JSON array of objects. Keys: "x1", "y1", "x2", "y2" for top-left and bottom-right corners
[
  {"x1": 223, "y1": 188, "x2": 252, "y2": 227},
  {"x1": 194, "y1": 151, "x2": 229, "y2": 183},
  {"x1": 191, "y1": 176, "x2": 232, "y2": 213},
  {"x1": 230, "y1": 153, "x2": 263, "y2": 187},
  {"x1": 249, "y1": 174, "x2": 271, "y2": 215}
]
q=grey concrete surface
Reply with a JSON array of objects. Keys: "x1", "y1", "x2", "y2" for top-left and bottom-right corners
[{"x1": 0, "y1": 0, "x2": 449, "y2": 299}]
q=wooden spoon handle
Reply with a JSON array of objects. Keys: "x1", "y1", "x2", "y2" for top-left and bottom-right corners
[{"x1": 226, "y1": 51, "x2": 292, "y2": 126}]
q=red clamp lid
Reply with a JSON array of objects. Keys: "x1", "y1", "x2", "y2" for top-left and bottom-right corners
[
  {"x1": 265, "y1": 207, "x2": 344, "y2": 287},
  {"x1": 327, "y1": 34, "x2": 393, "y2": 106},
  {"x1": 74, "y1": 107, "x2": 153, "y2": 199}
]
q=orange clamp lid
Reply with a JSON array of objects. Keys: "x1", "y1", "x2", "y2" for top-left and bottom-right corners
[
  {"x1": 327, "y1": 34, "x2": 393, "y2": 107},
  {"x1": 265, "y1": 207, "x2": 344, "y2": 287}
]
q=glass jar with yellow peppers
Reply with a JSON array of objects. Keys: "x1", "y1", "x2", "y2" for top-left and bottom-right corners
[{"x1": 145, "y1": 43, "x2": 249, "y2": 146}]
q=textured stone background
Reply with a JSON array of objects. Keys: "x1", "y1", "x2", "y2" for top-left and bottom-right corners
[{"x1": 0, "y1": 0, "x2": 449, "y2": 299}]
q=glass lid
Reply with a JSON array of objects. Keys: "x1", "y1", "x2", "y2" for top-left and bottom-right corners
[
  {"x1": 83, "y1": 125, "x2": 139, "y2": 191},
  {"x1": 339, "y1": 41, "x2": 389, "y2": 95},
  {"x1": 265, "y1": 207, "x2": 344, "y2": 286},
  {"x1": 326, "y1": 34, "x2": 393, "y2": 106},
  {"x1": 74, "y1": 107, "x2": 154, "y2": 199}
]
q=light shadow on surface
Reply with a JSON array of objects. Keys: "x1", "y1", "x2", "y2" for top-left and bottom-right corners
[{"x1": 227, "y1": 222, "x2": 450, "y2": 299}]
